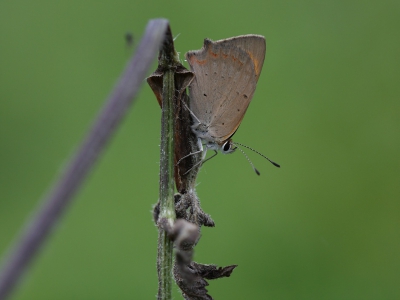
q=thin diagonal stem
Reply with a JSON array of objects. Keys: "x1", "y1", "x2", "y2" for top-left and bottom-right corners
[{"x1": 0, "y1": 19, "x2": 169, "y2": 300}]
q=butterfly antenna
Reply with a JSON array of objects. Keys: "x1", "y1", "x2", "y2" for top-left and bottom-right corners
[
  {"x1": 234, "y1": 144, "x2": 261, "y2": 175},
  {"x1": 234, "y1": 142, "x2": 280, "y2": 168}
]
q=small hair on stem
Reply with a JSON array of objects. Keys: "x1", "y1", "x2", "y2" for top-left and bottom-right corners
[{"x1": 173, "y1": 33, "x2": 181, "y2": 41}]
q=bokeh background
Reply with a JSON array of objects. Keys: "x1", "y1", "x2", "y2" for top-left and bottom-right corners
[{"x1": 1, "y1": 1, "x2": 399, "y2": 299}]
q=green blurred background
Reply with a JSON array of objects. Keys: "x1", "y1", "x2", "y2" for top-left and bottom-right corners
[{"x1": 1, "y1": 1, "x2": 399, "y2": 299}]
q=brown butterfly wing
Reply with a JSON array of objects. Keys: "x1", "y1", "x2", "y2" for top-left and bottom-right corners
[
  {"x1": 213, "y1": 35, "x2": 266, "y2": 83},
  {"x1": 186, "y1": 35, "x2": 266, "y2": 144}
]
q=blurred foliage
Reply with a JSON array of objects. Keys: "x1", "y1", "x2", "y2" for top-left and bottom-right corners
[{"x1": 1, "y1": 1, "x2": 399, "y2": 299}]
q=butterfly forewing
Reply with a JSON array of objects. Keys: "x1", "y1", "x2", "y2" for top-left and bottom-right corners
[
  {"x1": 212, "y1": 35, "x2": 266, "y2": 82},
  {"x1": 186, "y1": 35, "x2": 265, "y2": 144}
]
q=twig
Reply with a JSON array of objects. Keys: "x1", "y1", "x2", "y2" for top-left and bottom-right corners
[{"x1": 0, "y1": 18, "x2": 169, "y2": 300}]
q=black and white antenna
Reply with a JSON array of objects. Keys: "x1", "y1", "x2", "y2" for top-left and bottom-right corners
[{"x1": 233, "y1": 142, "x2": 280, "y2": 175}]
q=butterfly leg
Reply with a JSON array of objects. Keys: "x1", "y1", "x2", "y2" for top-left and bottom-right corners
[
  {"x1": 176, "y1": 149, "x2": 203, "y2": 166},
  {"x1": 180, "y1": 97, "x2": 201, "y2": 124},
  {"x1": 182, "y1": 156, "x2": 204, "y2": 176},
  {"x1": 182, "y1": 149, "x2": 218, "y2": 176},
  {"x1": 201, "y1": 150, "x2": 218, "y2": 166}
]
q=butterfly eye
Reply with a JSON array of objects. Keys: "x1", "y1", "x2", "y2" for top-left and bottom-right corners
[
  {"x1": 223, "y1": 141, "x2": 230, "y2": 152},
  {"x1": 222, "y1": 140, "x2": 235, "y2": 153}
]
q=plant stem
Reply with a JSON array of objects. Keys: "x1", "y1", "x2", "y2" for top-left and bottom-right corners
[
  {"x1": 157, "y1": 69, "x2": 176, "y2": 299},
  {"x1": 0, "y1": 18, "x2": 168, "y2": 300},
  {"x1": 156, "y1": 27, "x2": 178, "y2": 300}
]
